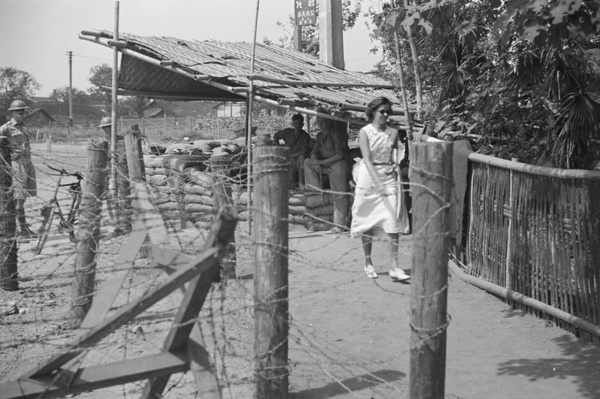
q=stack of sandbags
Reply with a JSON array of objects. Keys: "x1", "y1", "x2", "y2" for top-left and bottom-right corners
[
  {"x1": 288, "y1": 192, "x2": 311, "y2": 227},
  {"x1": 304, "y1": 192, "x2": 334, "y2": 231},
  {"x1": 144, "y1": 154, "x2": 166, "y2": 177},
  {"x1": 232, "y1": 185, "x2": 251, "y2": 222},
  {"x1": 183, "y1": 169, "x2": 215, "y2": 227},
  {"x1": 146, "y1": 174, "x2": 182, "y2": 226}
]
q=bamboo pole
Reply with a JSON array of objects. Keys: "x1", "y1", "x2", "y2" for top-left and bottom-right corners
[
  {"x1": 69, "y1": 140, "x2": 108, "y2": 326},
  {"x1": 253, "y1": 146, "x2": 289, "y2": 399},
  {"x1": 246, "y1": 0, "x2": 261, "y2": 234},
  {"x1": 109, "y1": 1, "x2": 120, "y2": 217},
  {"x1": 448, "y1": 260, "x2": 600, "y2": 339},
  {"x1": 409, "y1": 142, "x2": 453, "y2": 399},
  {"x1": 0, "y1": 137, "x2": 18, "y2": 291},
  {"x1": 394, "y1": 31, "x2": 414, "y2": 140}
]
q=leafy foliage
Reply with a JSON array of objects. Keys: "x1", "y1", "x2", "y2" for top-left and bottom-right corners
[
  {"x1": 50, "y1": 86, "x2": 103, "y2": 120},
  {"x1": 368, "y1": 0, "x2": 600, "y2": 169},
  {"x1": 0, "y1": 67, "x2": 40, "y2": 119}
]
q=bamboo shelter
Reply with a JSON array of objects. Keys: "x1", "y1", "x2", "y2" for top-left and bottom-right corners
[{"x1": 78, "y1": 30, "x2": 416, "y2": 125}]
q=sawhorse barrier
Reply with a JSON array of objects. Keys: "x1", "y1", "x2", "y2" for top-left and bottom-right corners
[{"x1": 0, "y1": 183, "x2": 236, "y2": 399}]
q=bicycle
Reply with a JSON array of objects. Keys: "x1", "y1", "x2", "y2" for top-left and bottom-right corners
[{"x1": 35, "y1": 164, "x2": 84, "y2": 255}]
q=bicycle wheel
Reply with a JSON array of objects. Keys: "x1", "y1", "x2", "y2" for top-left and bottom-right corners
[{"x1": 35, "y1": 204, "x2": 56, "y2": 255}]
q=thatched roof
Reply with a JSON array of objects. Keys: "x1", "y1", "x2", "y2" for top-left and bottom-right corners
[{"x1": 79, "y1": 30, "x2": 416, "y2": 125}]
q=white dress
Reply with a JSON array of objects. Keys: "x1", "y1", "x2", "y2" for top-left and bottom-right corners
[{"x1": 350, "y1": 124, "x2": 408, "y2": 237}]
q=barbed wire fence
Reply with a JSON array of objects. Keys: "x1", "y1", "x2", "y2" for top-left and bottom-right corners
[{"x1": 0, "y1": 134, "x2": 453, "y2": 398}]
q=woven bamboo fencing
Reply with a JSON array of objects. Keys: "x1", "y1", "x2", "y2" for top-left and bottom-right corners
[{"x1": 465, "y1": 154, "x2": 600, "y2": 344}]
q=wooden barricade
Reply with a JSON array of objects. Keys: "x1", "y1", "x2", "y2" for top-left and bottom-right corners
[{"x1": 0, "y1": 183, "x2": 237, "y2": 399}]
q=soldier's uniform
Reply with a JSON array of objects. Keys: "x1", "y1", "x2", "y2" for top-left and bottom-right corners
[{"x1": 0, "y1": 118, "x2": 37, "y2": 200}]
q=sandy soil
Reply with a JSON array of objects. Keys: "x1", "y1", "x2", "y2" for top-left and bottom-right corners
[{"x1": 1, "y1": 142, "x2": 599, "y2": 399}]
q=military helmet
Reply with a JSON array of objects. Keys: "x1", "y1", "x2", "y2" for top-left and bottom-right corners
[
  {"x1": 8, "y1": 100, "x2": 29, "y2": 111},
  {"x1": 98, "y1": 116, "x2": 112, "y2": 128}
]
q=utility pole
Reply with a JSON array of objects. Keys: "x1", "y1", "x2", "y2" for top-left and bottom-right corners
[{"x1": 67, "y1": 51, "x2": 73, "y2": 127}]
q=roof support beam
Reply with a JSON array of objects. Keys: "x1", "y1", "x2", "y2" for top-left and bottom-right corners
[{"x1": 247, "y1": 74, "x2": 395, "y2": 89}]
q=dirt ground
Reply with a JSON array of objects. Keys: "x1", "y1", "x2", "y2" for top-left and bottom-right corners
[{"x1": 1, "y1": 142, "x2": 600, "y2": 399}]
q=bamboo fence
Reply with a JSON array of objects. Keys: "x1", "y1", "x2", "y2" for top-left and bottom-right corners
[{"x1": 465, "y1": 154, "x2": 600, "y2": 344}]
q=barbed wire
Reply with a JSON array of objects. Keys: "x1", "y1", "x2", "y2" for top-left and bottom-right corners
[{"x1": 0, "y1": 140, "x2": 457, "y2": 399}]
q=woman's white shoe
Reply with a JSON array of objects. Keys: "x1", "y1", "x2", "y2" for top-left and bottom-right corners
[
  {"x1": 389, "y1": 268, "x2": 410, "y2": 281},
  {"x1": 364, "y1": 265, "x2": 378, "y2": 279}
]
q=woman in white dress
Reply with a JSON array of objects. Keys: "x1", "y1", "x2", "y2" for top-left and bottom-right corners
[{"x1": 350, "y1": 97, "x2": 410, "y2": 281}]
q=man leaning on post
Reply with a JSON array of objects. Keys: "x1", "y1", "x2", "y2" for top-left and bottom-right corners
[{"x1": 0, "y1": 100, "x2": 37, "y2": 238}]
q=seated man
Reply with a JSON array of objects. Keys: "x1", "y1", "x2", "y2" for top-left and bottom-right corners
[
  {"x1": 273, "y1": 114, "x2": 311, "y2": 188},
  {"x1": 304, "y1": 112, "x2": 351, "y2": 231}
]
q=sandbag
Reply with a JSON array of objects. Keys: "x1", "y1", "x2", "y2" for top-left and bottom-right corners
[
  {"x1": 185, "y1": 203, "x2": 213, "y2": 213},
  {"x1": 183, "y1": 183, "x2": 210, "y2": 196},
  {"x1": 163, "y1": 154, "x2": 209, "y2": 173},
  {"x1": 289, "y1": 214, "x2": 311, "y2": 226},
  {"x1": 289, "y1": 205, "x2": 306, "y2": 215},
  {"x1": 145, "y1": 167, "x2": 156, "y2": 177},
  {"x1": 149, "y1": 158, "x2": 164, "y2": 168},
  {"x1": 185, "y1": 194, "x2": 214, "y2": 206},
  {"x1": 305, "y1": 193, "x2": 332, "y2": 208},
  {"x1": 149, "y1": 175, "x2": 168, "y2": 186},
  {"x1": 157, "y1": 201, "x2": 179, "y2": 211},
  {"x1": 289, "y1": 193, "x2": 306, "y2": 206},
  {"x1": 151, "y1": 190, "x2": 171, "y2": 205},
  {"x1": 305, "y1": 204, "x2": 334, "y2": 216},
  {"x1": 187, "y1": 170, "x2": 214, "y2": 188}
]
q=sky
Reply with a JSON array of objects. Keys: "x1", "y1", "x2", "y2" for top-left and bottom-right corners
[{"x1": 0, "y1": 0, "x2": 384, "y2": 97}]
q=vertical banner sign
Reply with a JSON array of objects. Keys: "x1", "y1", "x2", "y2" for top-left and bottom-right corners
[{"x1": 295, "y1": 0, "x2": 317, "y2": 26}]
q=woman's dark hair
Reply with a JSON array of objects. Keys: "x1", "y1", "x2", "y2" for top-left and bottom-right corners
[{"x1": 365, "y1": 96, "x2": 392, "y2": 119}]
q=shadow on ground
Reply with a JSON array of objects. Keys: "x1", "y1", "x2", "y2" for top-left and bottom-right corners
[
  {"x1": 289, "y1": 369, "x2": 405, "y2": 399},
  {"x1": 498, "y1": 334, "x2": 600, "y2": 398}
]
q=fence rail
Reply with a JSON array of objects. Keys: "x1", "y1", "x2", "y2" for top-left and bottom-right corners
[{"x1": 464, "y1": 154, "x2": 600, "y2": 343}]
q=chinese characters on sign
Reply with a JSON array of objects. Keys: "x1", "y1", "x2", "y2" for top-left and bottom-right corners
[{"x1": 295, "y1": 0, "x2": 317, "y2": 26}]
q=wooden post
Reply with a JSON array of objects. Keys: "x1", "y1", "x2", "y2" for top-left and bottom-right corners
[
  {"x1": 409, "y1": 142, "x2": 453, "y2": 399},
  {"x1": 69, "y1": 140, "x2": 109, "y2": 326},
  {"x1": 211, "y1": 157, "x2": 237, "y2": 280},
  {"x1": 124, "y1": 124, "x2": 146, "y2": 183},
  {"x1": 253, "y1": 146, "x2": 289, "y2": 398},
  {"x1": 0, "y1": 137, "x2": 18, "y2": 291},
  {"x1": 116, "y1": 136, "x2": 132, "y2": 233}
]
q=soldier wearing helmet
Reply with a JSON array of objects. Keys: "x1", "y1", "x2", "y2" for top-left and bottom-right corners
[
  {"x1": 0, "y1": 100, "x2": 38, "y2": 238},
  {"x1": 98, "y1": 116, "x2": 124, "y2": 142}
]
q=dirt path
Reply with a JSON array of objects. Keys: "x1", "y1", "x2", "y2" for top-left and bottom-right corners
[{"x1": 0, "y1": 142, "x2": 599, "y2": 398}]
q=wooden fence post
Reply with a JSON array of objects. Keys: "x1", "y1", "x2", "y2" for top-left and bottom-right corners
[
  {"x1": 124, "y1": 124, "x2": 146, "y2": 184},
  {"x1": 409, "y1": 142, "x2": 453, "y2": 399},
  {"x1": 253, "y1": 146, "x2": 289, "y2": 398},
  {"x1": 69, "y1": 140, "x2": 108, "y2": 326},
  {"x1": 0, "y1": 137, "x2": 18, "y2": 291},
  {"x1": 211, "y1": 157, "x2": 237, "y2": 280}
]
